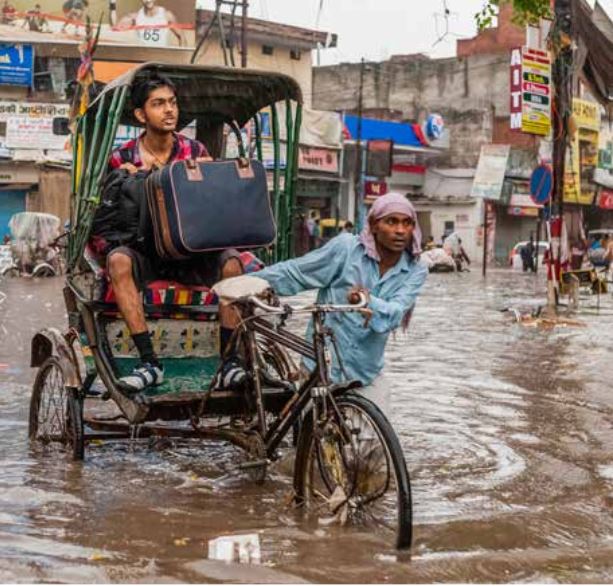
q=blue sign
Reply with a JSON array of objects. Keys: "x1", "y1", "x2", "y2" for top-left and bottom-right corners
[
  {"x1": 0, "y1": 44, "x2": 34, "y2": 87},
  {"x1": 530, "y1": 164, "x2": 553, "y2": 205}
]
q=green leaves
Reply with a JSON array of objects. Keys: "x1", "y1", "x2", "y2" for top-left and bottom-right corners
[{"x1": 476, "y1": 0, "x2": 552, "y2": 29}]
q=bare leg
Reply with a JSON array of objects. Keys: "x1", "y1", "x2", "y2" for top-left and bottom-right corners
[{"x1": 107, "y1": 252, "x2": 147, "y2": 335}]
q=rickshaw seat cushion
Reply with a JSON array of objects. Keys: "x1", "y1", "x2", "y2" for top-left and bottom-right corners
[{"x1": 100, "y1": 251, "x2": 265, "y2": 318}]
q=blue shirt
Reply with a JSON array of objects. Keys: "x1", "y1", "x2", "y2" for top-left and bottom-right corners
[{"x1": 259, "y1": 233, "x2": 428, "y2": 385}]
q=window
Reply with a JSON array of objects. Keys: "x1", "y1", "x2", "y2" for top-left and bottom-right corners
[
  {"x1": 261, "y1": 45, "x2": 274, "y2": 56},
  {"x1": 290, "y1": 49, "x2": 302, "y2": 61}
]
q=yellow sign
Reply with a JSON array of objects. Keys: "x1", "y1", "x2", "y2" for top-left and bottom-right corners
[
  {"x1": 572, "y1": 99, "x2": 600, "y2": 132},
  {"x1": 564, "y1": 99, "x2": 600, "y2": 205}
]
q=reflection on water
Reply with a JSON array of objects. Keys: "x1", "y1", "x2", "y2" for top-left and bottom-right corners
[{"x1": 1, "y1": 272, "x2": 613, "y2": 582}]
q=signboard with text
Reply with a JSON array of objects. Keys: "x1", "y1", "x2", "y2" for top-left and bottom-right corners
[
  {"x1": 510, "y1": 47, "x2": 552, "y2": 136},
  {"x1": 471, "y1": 144, "x2": 511, "y2": 201},
  {"x1": 298, "y1": 147, "x2": 339, "y2": 174},
  {"x1": 0, "y1": 44, "x2": 34, "y2": 87},
  {"x1": 0, "y1": 101, "x2": 70, "y2": 151}
]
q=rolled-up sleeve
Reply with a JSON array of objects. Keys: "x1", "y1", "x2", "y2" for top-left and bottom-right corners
[
  {"x1": 368, "y1": 260, "x2": 428, "y2": 333},
  {"x1": 259, "y1": 234, "x2": 353, "y2": 296}
]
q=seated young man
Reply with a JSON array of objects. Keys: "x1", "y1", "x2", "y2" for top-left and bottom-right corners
[
  {"x1": 91, "y1": 74, "x2": 245, "y2": 393},
  {"x1": 258, "y1": 193, "x2": 428, "y2": 418}
]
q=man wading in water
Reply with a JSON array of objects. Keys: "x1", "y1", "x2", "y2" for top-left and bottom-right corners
[{"x1": 259, "y1": 193, "x2": 428, "y2": 417}]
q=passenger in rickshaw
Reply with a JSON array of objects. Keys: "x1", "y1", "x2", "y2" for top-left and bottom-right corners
[{"x1": 90, "y1": 74, "x2": 245, "y2": 393}]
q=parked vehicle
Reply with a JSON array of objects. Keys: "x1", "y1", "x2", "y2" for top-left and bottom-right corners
[
  {"x1": 0, "y1": 212, "x2": 63, "y2": 278},
  {"x1": 509, "y1": 241, "x2": 548, "y2": 270}
]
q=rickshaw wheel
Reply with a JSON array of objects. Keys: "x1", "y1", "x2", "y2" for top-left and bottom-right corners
[
  {"x1": 32, "y1": 264, "x2": 56, "y2": 278},
  {"x1": 29, "y1": 356, "x2": 85, "y2": 461},
  {"x1": 0, "y1": 266, "x2": 19, "y2": 278}
]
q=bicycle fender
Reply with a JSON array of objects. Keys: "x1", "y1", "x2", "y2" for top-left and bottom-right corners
[
  {"x1": 329, "y1": 380, "x2": 363, "y2": 396},
  {"x1": 31, "y1": 328, "x2": 80, "y2": 387}
]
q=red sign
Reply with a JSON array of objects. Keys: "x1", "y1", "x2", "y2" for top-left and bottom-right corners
[
  {"x1": 510, "y1": 47, "x2": 523, "y2": 131},
  {"x1": 365, "y1": 181, "x2": 388, "y2": 197},
  {"x1": 298, "y1": 147, "x2": 339, "y2": 174},
  {"x1": 598, "y1": 189, "x2": 613, "y2": 210},
  {"x1": 523, "y1": 81, "x2": 550, "y2": 96}
]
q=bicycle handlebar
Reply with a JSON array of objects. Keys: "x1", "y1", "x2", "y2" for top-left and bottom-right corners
[{"x1": 247, "y1": 292, "x2": 369, "y2": 316}]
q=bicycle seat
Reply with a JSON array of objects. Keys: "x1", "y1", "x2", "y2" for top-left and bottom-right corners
[{"x1": 212, "y1": 275, "x2": 271, "y2": 301}]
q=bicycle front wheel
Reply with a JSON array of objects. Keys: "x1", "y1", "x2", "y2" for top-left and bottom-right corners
[{"x1": 293, "y1": 393, "x2": 412, "y2": 549}]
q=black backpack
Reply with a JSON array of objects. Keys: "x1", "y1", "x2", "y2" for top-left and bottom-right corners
[{"x1": 91, "y1": 169, "x2": 150, "y2": 250}]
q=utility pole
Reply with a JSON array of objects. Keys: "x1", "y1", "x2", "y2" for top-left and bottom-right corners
[
  {"x1": 241, "y1": 0, "x2": 248, "y2": 68},
  {"x1": 354, "y1": 57, "x2": 366, "y2": 229},
  {"x1": 549, "y1": 0, "x2": 573, "y2": 304}
]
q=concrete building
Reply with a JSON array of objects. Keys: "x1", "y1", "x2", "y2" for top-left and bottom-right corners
[{"x1": 312, "y1": 6, "x2": 547, "y2": 263}]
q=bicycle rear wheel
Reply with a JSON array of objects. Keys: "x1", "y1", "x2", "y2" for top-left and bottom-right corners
[{"x1": 293, "y1": 393, "x2": 412, "y2": 549}]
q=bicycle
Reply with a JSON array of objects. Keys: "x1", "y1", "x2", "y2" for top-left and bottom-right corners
[{"x1": 215, "y1": 275, "x2": 413, "y2": 550}]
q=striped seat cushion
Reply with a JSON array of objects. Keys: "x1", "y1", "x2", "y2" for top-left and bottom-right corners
[{"x1": 100, "y1": 251, "x2": 265, "y2": 319}]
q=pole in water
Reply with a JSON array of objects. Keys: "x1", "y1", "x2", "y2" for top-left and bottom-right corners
[{"x1": 482, "y1": 200, "x2": 488, "y2": 278}]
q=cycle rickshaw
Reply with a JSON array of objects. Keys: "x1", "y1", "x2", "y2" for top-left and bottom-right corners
[
  {"x1": 27, "y1": 63, "x2": 413, "y2": 549},
  {"x1": 1, "y1": 211, "x2": 64, "y2": 278}
]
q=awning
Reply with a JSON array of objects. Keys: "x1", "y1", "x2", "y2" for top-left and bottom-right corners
[
  {"x1": 343, "y1": 115, "x2": 429, "y2": 148},
  {"x1": 573, "y1": 0, "x2": 613, "y2": 109}
]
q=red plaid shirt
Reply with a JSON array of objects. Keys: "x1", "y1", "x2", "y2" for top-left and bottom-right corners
[{"x1": 108, "y1": 131, "x2": 208, "y2": 170}]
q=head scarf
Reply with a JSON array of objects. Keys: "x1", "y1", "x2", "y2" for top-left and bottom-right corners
[
  {"x1": 359, "y1": 192, "x2": 422, "y2": 262},
  {"x1": 358, "y1": 192, "x2": 422, "y2": 332}
]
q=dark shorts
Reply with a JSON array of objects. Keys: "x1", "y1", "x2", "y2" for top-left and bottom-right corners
[{"x1": 107, "y1": 247, "x2": 243, "y2": 290}]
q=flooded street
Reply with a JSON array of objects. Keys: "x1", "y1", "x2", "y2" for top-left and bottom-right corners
[{"x1": 1, "y1": 270, "x2": 613, "y2": 583}]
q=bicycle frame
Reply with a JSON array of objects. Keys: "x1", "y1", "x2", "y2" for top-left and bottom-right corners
[{"x1": 238, "y1": 306, "x2": 361, "y2": 461}]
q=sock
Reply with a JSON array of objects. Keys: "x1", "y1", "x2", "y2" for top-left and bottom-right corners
[
  {"x1": 220, "y1": 327, "x2": 235, "y2": 356},
  {"x1": 132, "y1": 331, "x2": 159, "y2": 366}
]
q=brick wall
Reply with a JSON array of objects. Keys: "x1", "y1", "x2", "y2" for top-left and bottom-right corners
[{"x1": 457, "y1": 4, "x2": 525, "y2": 58}]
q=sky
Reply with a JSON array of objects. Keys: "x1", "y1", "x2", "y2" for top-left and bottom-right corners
[{"x1": 200, "y1": 0, "x2": 613, "y2": 65}]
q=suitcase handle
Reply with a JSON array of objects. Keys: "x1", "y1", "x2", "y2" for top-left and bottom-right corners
[
  {"x1": 184, "y1": 158, "x2": 203, "y2": 182},
  {"x1": 235, "y1": 158, "x2": 255, "y2": 179}
]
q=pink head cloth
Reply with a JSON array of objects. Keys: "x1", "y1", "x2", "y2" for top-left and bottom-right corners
[{"x1": 359, "y1": 192, "x2": 422, "y2": 262}]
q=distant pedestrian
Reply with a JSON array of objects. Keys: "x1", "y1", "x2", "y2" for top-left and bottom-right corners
[
  {"x1": 2, "y1": 234, "x2": 10, "y2": 245},
  {"x1": 521, "y1": 234, "x2": 536, "y2": 272},
  {"x1": 424, "y1": 235, "x2": 435, "y2": 250},
  {"x1": 1, "y1": 0, "x2": 17, "y2": 24},
  {"x1": 344, "y1": 221, "x2": 354, "y2": 234},
  {"x1": 312, "y1": 218, "x2": 322, "y2": 249}
]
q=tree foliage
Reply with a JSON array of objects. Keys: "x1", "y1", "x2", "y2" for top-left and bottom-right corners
[{"x1": 476, "y1": 0, "x2": 552, "y2": 29}]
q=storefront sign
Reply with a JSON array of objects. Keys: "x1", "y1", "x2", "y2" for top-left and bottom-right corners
[
  {"x1": 572, "y1": 98, "x2": 600, "y2": 132},
  {"x1": 564, "y1": 98, "x2": 600, "y2": 206},
  {"x1": 365, "y1": 181, "x2": 387, "y2": 197},
  {"x1": 598, "y1": 189, "x2": 613, "y2": 210},
  {"x1": 508, "y1": 206, "x2": 539, "y2": 217},
  {"x1": 510, "y1": 47, "x2": 552, "y2": 136},
  {"x1": 0, "y1": 163, "x2": 38, "y2": 184},
  {"x1": 471, "y1": 144, "x2": 510, "y2": 200},
  {"x1": 0, "y1": 101, "x2": 69, "y2": 121},
  {"x1": 0, "y1": 44, "x2": 34, "y2": 87},
  {"x1": 298, "y1": 147, "x2": 339, "y2": 174}
]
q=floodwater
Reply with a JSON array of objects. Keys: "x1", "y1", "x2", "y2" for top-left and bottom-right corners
[{"x1": 1, "y1": 270, "x2": 613, "y2": 583}]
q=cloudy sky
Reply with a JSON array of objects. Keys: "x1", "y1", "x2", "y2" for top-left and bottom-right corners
[{"x1": 200, "y1": 0, "x2": 613, "y2": 65}]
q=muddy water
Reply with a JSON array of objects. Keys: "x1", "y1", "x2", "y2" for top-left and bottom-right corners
[{"x1": 1, "y1": 271, "x2": 613, "y2": 583}]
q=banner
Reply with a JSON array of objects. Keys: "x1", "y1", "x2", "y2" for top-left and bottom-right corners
[
  {"x1": 510, "y1": 47, "x2": 552, "y2": 137},
  {"x1": 564, "y1": 98, "x2": 600, "y2": 205},
  {"x1": 0, "y1": 1, "x2": 195, "y2": 48},
  {"x1": 0, "y1": 101, "x2": 70, "y2": 151},
  {"x1": 0, "y1": 43, "x2": 33, "y2": 87},
  {"x1": 471, "y1": 144, "x2": 510, "y2": 200}
]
